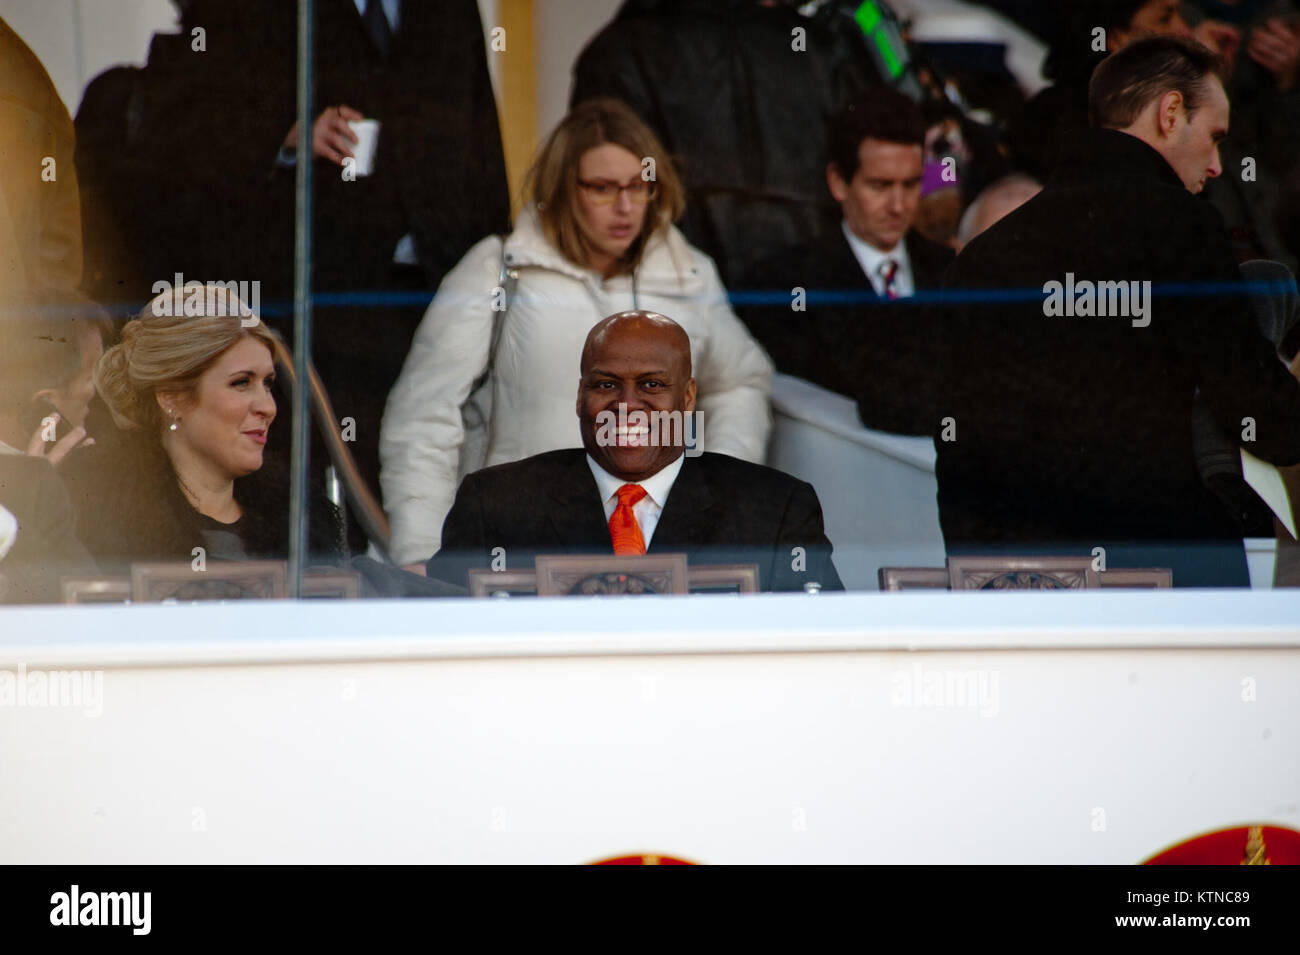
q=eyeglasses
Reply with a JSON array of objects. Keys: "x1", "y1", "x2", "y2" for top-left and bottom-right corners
[{"x1": 577, "y1": 178, "x2": 659, "y2": 205}]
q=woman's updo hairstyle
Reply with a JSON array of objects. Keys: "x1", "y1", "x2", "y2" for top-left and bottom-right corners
[{"x1": 96, "y1": 284, "x2": 280, "y2": 432}]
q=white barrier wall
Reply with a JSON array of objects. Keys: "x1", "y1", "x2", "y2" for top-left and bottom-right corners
[{"x1": 2, "y1": 591, "x2": 1297, "y2": 864}]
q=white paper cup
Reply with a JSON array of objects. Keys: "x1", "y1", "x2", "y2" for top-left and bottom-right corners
[{"x1": 347, "y1": 119, "x2": 380, "y2": 177}]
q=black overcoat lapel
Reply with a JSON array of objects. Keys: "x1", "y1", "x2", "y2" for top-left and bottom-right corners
[
  {"x1": 544, "y1": 452, "x2": 616, "y2": 551},
  {"x1": 646, "y1": 457, "x2": 717, "y2": 553}
]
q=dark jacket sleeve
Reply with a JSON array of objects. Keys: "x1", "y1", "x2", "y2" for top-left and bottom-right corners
[
  {"x1": 849, "y1": 296, "x2": 943, "y2": 436},
  {"x1": 770, "y1": 478, "x2": 843, "y2": 592},
  {"x1": 850, "y1": 235, "x2": 952, "y2": 435},
  {"x1": 176, "y1": 1, "x2": 296, "y2": 176},
  {"x1": 734, "y1": 250, "x2": 823, "y2": 384},
  {"x1": 570, "y1": 20, "x2": 656, "y2": 120},
  {"x1": 424, "y1": 472, "x2": 491, "y2": 587},
  {"x1": 0, "y1": 459, "x2": 97, "y2": 603},
  {"x1": 29, "y1": 463, "x2": 92, "y2": 568},
  {"x1": 1177, "y1": 205, "x2": 1300, "y2": 466},
  {"x1": 407, "y1": 0, "x2": 511, "y2": 283}
]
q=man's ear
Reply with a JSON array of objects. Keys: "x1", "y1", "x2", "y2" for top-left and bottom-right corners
[
  {"x1": 827, "y1": 163, "x2": 849, "y2": 203},
  {"x1": 1157, "y1": 89, "x2": 1185, "y2": 137},
  {"x1": 575, "y1": 379, "x2": 583, "y2": 419},
  {"x1": 684, "y1": 378, "x2": 697, "y2": 415},
  {"x1": 29, "y1": 387, "x2": 59, "y2": 408}
]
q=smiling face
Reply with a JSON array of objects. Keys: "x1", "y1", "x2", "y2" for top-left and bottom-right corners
[
  {"x1": 575, "y1": 143, "x2": 652, "y2": 276},
  {"x1": 577, "y1": 314, "x2": 696, "y2": 482},
  {"x1": 162, "y1": 337, "x2": 277, "y2": 481},
  {"x1": 828, "y1": 137, "x2": 924, "y2": 253}
]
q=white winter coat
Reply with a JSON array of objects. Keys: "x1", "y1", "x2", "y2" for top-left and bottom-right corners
[{"x1": 379, "y1": 206, "x2": 774, "y2": 564}]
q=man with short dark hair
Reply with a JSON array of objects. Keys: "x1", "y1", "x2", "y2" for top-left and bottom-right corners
[
  {"x1": 824, "y1": 89, "x2": 951, "y2": 302},
  {"x1": 934, "y1": 36, "x2": 1300, "y2": 587},
  {"x1": 739, "y1": 87, "x2": 954, "y2": 435},
  {"x1": 427, "y1": 311, "x2": 842, "y2": 593},
  {"x1": 1087, "y1": 32, "x2": 1228, "y2": 190}
]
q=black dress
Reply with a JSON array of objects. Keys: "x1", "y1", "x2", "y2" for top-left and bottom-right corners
[{"x1": 63, "y1": 430, "x2": 345, "y2": 574}]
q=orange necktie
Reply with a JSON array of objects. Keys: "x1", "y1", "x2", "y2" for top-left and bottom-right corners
[{"x1": 609, "y1": 484, "x2": 648, "y2": 555}]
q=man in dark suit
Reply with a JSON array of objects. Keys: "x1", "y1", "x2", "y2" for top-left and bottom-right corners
[
  {"x1": 0, "y1": 456, "x2": 95, "y2": 603},
  {"x1": 427, "y1": 311, "x2": 842, "y2": 593},
  {"x1": 934, "y1": 36, "x2": 1300, "y2": 587},
  {"x1": 0, "y1": 290, "x2": 104, "y2": 602},
  {"x1": 739, "y1": 87, "x2": 954, "y2": 435},
  {"x1": 77, "y1": 0, "x2": 510, "y2": 520}
]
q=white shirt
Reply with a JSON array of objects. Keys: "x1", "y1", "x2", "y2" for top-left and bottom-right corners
[
  {"x1": 0, "y1": 440, "x2": 24, "y2": 456},
  {"x1": 841, "y1": 220, "x2": 914, "y2": 298},
  {"x1": 586, "y1": 453, "x2": 685, "y2": 549}
]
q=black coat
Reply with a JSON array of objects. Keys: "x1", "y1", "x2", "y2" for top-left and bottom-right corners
[
  {"x1": 76, "y1": 0, "x2": 512, "y2": 511},
  {"x1": 427, "y1": 449, "x2": 843, "y2": 593},
  {"x1": 0, "y1": 456, "x2": 95, "y2": 603},
  {"x1": 571, "y1": 0, "x2": 879, "y2": 288},
  {"x1": 62, "y1": 431, "x2": 345, "y2": 574},
  {"x1": 738, "y1": 227, "x2": 954, "y2": 434},
  {"x1": 81, "y1": 0, "x2": 509, "y2": 303},
  {"x1": 933, "y1": 128, "x2": 1300, "y2": 581},
  {"x1": 1007, "y1": 81, "x2": 1087, "y2": 183}
]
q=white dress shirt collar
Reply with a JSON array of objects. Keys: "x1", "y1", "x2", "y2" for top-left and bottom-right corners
[
  {"x1": 586, "y1": 453, "x2": 686, "y2": 549},
  {"x1": 841, "y1": 220, "x2": 914, "y2": 298}
]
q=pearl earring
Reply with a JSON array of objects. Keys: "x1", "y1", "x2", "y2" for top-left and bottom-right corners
[{"x1": 168, "y1": 409, "x2": 178, "y2": 432}]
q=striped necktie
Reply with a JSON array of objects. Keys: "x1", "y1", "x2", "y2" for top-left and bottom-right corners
[
  {"x1": 880, "y1": 259, "x2": 900, "y2": 300},
  {"x1": 609, "y1": 484, "x2": 648, "y2": 555}
]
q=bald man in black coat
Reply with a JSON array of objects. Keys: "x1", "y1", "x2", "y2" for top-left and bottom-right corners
[{"x1": 428, "y1": 312, "x2": 842, "y2": 593}]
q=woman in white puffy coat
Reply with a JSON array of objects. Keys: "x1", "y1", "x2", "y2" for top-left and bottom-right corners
[{"x1": 380, "y1": 98, "x2": 774, "y2": 564}]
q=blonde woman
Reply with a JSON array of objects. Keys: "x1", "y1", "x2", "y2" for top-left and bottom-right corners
[
  {"x1": 68, "y1": 287, "x2": 342, "y2": 570},
  {"x1": 381, "y1": 98, "x2": 773, "y2": 564}
]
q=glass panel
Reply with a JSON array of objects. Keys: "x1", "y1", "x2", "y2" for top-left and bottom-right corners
[{"x1": 1, "y1": 1, "x2": 1296, "y2": 611}]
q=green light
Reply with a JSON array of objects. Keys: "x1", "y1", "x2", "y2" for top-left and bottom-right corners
[
  {"x1": 874, "y1": 32, "x2": 903, "y2": 78},
  {"x1": 854, "y1": 1, "x2": 881, "y2": 34},
  {"x1": 854, "y1": 2, "x2": 904, "y2": 79}
]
